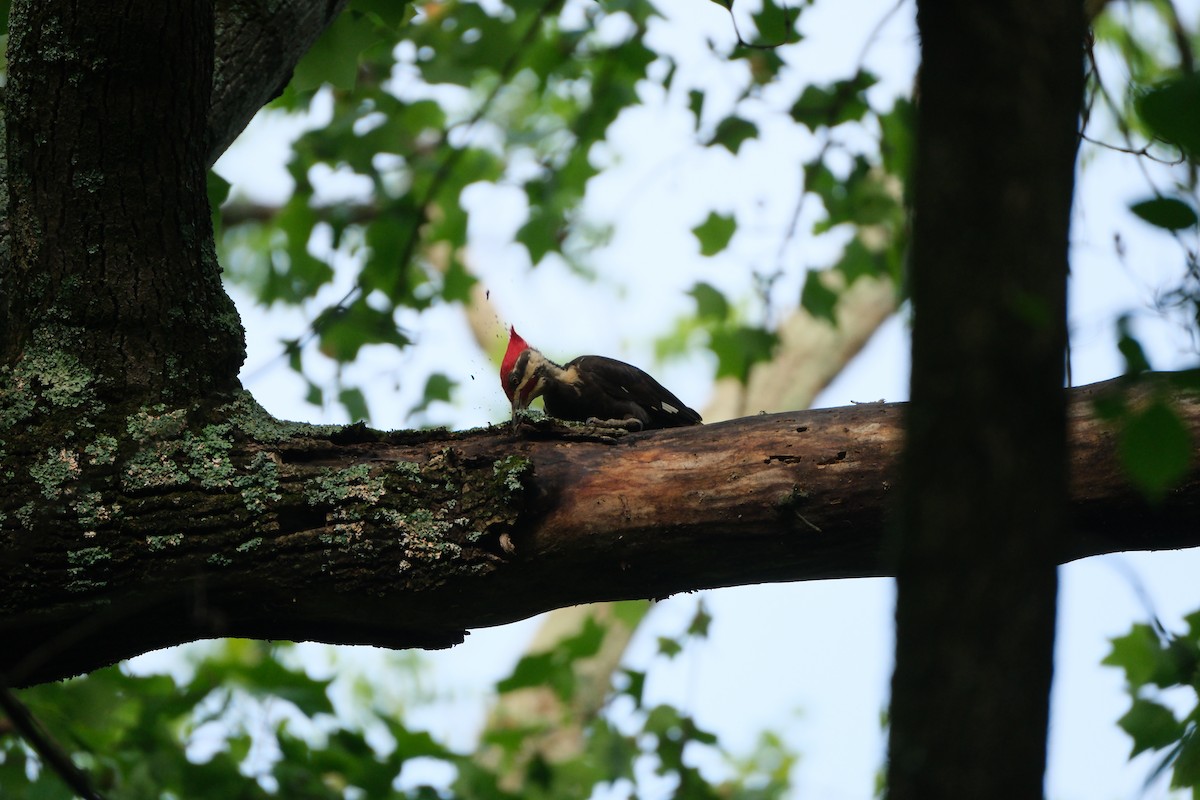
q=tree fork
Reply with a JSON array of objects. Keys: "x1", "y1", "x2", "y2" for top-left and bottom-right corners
[{"x1": 1, "y1": 377, "x2": 1197, "y2": 687}]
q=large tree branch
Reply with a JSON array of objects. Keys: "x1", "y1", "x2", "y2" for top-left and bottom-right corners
[
  {"x1": 2, "y1": 376, "x2": 1197, "y2": 686},
  {"x1": 208, "y1": 0, "x2": 351, "y2": 166}
]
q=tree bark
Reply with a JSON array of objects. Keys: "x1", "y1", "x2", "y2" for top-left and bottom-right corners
[
  {"x1": 887, "y1": 0, "x2": 1083, "y2": 797},
  {"x1": 209, "y1": 0, "x2": 351, "y2": 166},
  {"x1": 1, "y1": 376, "x2": 1197, "y2": 686},
  {"x1": 3, "y1": 0, "x2": 244, "y2": 403}
]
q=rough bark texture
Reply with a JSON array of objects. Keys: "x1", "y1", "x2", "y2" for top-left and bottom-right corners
[
  {"x1": 209, "y1": 0, "x2": 351, "y2": 166},
  {"x1": 3, "y1": 0, "x2": 244, "y2": 403},
  {"x1": 1, "y1": 377, "x2": 1197, "y2": 686},
  {"x1": 887, "y1": 0, "x2": 1083, "y2": 797},
  {"x1": 0, "y1": 0, "x2": 350, "y2": 403}
]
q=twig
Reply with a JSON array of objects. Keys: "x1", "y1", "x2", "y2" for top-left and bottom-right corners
[
  {"x1": 1079, "y1": 132, "x2": 1187, "y2": 165},
  {"x1": 246, "y1": 0, "x2": 568, "y2": 383},
  {"x1": 0, "y1": 682, "x2": 106, "y2": 800}
]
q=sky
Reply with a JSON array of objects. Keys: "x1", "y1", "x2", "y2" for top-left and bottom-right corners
[{"x1": 195, "y1": 0, "x2": 1200, "y2": 797}]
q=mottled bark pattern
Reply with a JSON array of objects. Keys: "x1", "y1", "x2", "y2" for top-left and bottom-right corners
[
  {"x1": 888, "y1": 0, "x2": 1084, "y2": 797},
  {"x1": 2, "y1": 379, "x2": 1198, "y2": 686},
  {"x1": 3, "y1": 0, "x2": 244, "y2": 402}
]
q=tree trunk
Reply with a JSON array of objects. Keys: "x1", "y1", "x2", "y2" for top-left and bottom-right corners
[
  {"x1": 2, "y1": 377, "x2": 1197, "y2": 686},
  {"x1": 887, "y1": 0, "x2": 1084, "y2": 797},
  {"x1": 4, "y1": 0, "x2": 244, "y2": 403}
]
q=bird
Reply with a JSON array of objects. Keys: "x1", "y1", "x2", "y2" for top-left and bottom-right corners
[{"x1": 500, "y1": 326, "x2": 702, "y2": 430}]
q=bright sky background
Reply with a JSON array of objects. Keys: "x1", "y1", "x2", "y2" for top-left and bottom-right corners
[{"x1": 197, "y1": 0, "x2": 1200, "y2": 796}]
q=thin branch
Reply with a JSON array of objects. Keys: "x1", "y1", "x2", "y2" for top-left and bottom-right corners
[
  {"x1": 774, "y1": 0, "x2": 908, "y2": 270},
  {"x1": 1078, "y1": 132, "x2": 1187, "y2": 165},
  {"x1": 0, "y1": 683, "x2": 106, "y2": 800},
  {"x1": 250, "y1": 0, "x2": 568, "y2": 380}
]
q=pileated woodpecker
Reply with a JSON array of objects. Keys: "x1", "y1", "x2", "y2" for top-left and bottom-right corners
[{"x1": 500, "y1": 327, "x2": 702, "y2": 430}]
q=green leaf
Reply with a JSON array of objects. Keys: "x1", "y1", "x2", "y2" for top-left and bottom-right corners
[
  {"x1": 1118, "y1": 399, "x2": 1192, "y2": 503},
  {"x1": 441, "y1": 257, "x2": 477, "y2": 303},
  {"x1": 588, "y1": 718, "x2": 638, "y2": 784},
  {"x1": 517, "y1": 206, "x2": 563, "y2": 265},
  {"x1": 658, "y1": 636, "x2": 683, "y2": 658},
  {"x1": 293, "y1": 10, "x2": 382, "y2": 91},
  {"x1": 1173, "y1": 731, "x2": 1200, "y2": 789},
  {"x1": 351, "y1": 0, "x2": 417, "y2": 30},
  {"x1": 801, "y1": 270, "x2": 839, "y2": 324},
  {"x1": 879, "y1": 98, "x2": 916, "y2": 183},
  {"x1": 687, "y1": 602, "x2": 712, "y2": 639},
  {"x1": 561, "y1": 615, "x2": 607, "y2": 660},
  {"x1": 1117, "y1": 698, "x2": 1183, "y2": 756},
  {"x1": 271, "y1": 197, "x2": 334, "y2": 304},
  {"x1": 750, "y1": 0, "x2": 797, "y2": 44},
  {"x1": 411, "y1": 373, "x2": 455, "y2": 416},
  {"x1": 692, "y1": 212, "x2": 737, "y2": 256},
  {"x1": 1131, "y1": 197, "x2": 1199, "y2": 231},
  {"x1": 790, "y1": 71, "x2": 877, "y2": 130},
  {"x1": 361, "y1": 198, "x2": 423, "y2": 304},
  {"x1": 710, "y1": 326, "x2": 777, "y2": 383},
  {"x1": 1116, "y1": 316, "x2": 1152, "y2": 374},
  {"x1": 496, "y1": 616, "x2": 606, "y2": 700},
  {"x1": 207, "y1": 170, "x2": 231, "y2": 208},
  {"x1": 304, "y1": 380, "x2": 323, "y2": 407},
  {"x1": 1104, "y1": 623, "x2": 1174, "y2": 689},
  {"x1": 689, "y1": 282, "x2": 730, "y2": 321},
  {"x1": 317, "y1": 300, "x2": 409, "y2": 363},
  {"x1": 338, "y1": 387, "x2": 370, "y2": 423},
  {"x1": 207, "y1": 171, "x2": 232, "y2": 244},
  {"x1": 688, "y1": 90, "x2": 705, "y2": 130},
  {"x1": 709, "y1": 116, "x2": 758, "y2": 154},
  {"x1": 1137, "y1": 74, "x2": 1200, "y2": 158},
  {"x1": 620, "y1": 668, "x2": 646, "y2": 707},
  {"x1": 834, "y1": 237, "x2": 886, "y2": 285}
]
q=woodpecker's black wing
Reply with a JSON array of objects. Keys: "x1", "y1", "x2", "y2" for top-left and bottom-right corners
[{"x1": 542, "y1": 355, "x2": 702, "y2": 430}]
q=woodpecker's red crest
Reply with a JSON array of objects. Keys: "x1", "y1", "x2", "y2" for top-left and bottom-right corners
[
  {"x1": 501, "y1": 327, "x2": 539, "y2": 409},
  {"x1": 499, "y1": 326, "x2": 701, "y2": 430}
]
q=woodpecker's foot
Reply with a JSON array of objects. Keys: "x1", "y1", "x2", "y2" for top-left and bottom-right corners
[
  {"x1": 585, "y1": 416, "x2": 643, "y2": 432},
  {"x1": 508, "y1": 414, "x2": 635, "y2": 442}
]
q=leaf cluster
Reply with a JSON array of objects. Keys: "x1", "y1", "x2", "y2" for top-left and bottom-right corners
[
  {"x1": 213, "y1": 0, "x2": 920, "y2": 420},
  {"x1": 1104, "y1": 612, "x2": 1200, "y2": 794},
  {"x1": 668, "y1": 67, "x2": 912, "y2": 385},
  {"x1": 1, "y1": 603, "x2": 797, "y2": 800},
  {"x1": 220, "y1": 0, "x2": 671, "y2": 420},
  {"x1": 1087, "y1": 1, "x2": 1200, "y2": 383}
]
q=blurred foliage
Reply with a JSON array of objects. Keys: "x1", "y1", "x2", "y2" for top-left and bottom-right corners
[
  {"x1": 1083, "y1": 0, "x2": 1200, "y2": 508},
  {"x1": 0, "y1": 604, "x2": 798, "y2": 799},
  {"x1": 1104, "y1": 611, "x2": 1200, "y2": 795},
  {"x1": 213, "y1": 0, "x2": 911, "y2": 422},
  {"x1": 1089, "y1": 5, "x2": 1200, "y2": 790},
  {"x1": 1088, "y1": 0, "x2": 1200, "y2": 372}
]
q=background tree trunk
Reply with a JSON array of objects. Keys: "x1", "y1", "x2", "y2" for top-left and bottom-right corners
[{"x1": 887, "y1": 0, "x2": 1084, "y2": 796}]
